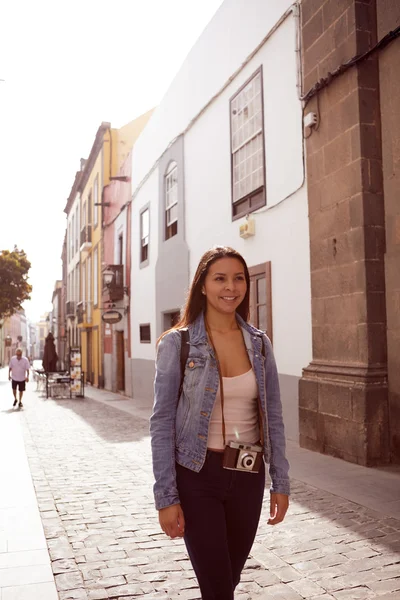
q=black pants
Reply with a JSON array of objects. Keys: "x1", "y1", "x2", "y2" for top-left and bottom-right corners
[
  {"x1": 176, "y1": 450, "x2": 265, "y2": 600},
  {"x1": 12, "y1": 379, "x2": 26, "y2": 392}
]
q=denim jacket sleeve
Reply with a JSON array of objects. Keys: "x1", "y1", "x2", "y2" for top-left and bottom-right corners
[
  {"x1": 263, "y1": 334, "x2": 290, "y2": 496},
  {"x1": 150, "y1": 330, "x2": 181, "y2": 510}
]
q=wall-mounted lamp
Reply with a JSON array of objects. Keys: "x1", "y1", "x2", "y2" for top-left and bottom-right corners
[{"x1": 103, "y1": 268, "x2": 114, "y2": 286}]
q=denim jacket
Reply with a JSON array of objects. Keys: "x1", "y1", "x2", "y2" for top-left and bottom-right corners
[{"x1": 150, "y1": 312, "x2": 290, "y2": 510}]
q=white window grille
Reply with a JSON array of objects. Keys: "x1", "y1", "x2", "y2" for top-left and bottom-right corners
[{"x1": 230, "y1": 69, "x2": 265, "y2": 217}]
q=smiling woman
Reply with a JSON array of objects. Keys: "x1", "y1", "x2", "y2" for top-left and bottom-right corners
[
  {"x1": 150, "y1": 245, "x2": 290, "y2": 600},
  {"x1": 202, "y1": 259, "x2": 248, "y2": 318}
]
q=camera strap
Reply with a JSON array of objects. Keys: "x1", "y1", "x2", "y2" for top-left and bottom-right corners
[{"x1": 205, "y1": 320, "x2": 228, "y2": 446}]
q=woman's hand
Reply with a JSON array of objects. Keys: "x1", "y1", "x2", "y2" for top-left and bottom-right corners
[
  {"x1": 268, "y1": 493, "x2": 289, "y2": 525},
  {"x1": 159, "y1": 504, "x2": 185, "y2": 538}
]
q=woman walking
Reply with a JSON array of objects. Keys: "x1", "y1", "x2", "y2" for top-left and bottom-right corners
[{"x1": 150, "y1": 246, "x2": 290, "y2": 599}]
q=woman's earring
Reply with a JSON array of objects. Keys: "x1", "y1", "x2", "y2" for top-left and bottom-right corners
[{"x1": 202, "y1": 290, "x2": 206, "y2": 295}]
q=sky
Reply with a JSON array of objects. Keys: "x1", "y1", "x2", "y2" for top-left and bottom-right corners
[{"x1": 0, "y1": 0, "x2": 224, "y2": 323}]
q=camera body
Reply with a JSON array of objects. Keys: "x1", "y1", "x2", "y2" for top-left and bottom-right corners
[{"x1": 223, "y1": 441, "x2": 263, "y2": 473}]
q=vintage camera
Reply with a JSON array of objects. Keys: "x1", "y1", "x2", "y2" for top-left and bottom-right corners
[{"x1": 223, "y1": 441, "x2": 263, "y2": 473}]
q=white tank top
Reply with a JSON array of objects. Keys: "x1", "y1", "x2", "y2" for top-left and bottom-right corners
[{"x1": 207, "y1": 368, "x2": 259, "y2": 450}]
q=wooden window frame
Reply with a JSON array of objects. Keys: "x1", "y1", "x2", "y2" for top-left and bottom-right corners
[
  {"x1": 140, "y1": 323, "x2": 151, "y2": 344},
  {"x1": 165, "y1": 161, "x2": 178, "y2": 240},
  {"x1": 249, "y1": 261, "x2": 272, "y2": 343},
  {"x1": 230, "y1": 66, "x2": 266, "y2": 221}
]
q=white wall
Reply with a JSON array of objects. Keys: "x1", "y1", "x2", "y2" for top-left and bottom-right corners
[
  {"x1": 67, "y1": 193, "x2": 81, "y2": 300},
  {"x1": 183, "y1": 14, "x2": 310, "y2": 377},
  {"x1": 131, "y1": 0, "x2": 296, "y2": 191},
  {"x1": 130, "y1": 171, "x2": 159, "y2": 360},
  {"x1": 128, "y1": 0, "x2": 311, "y2": 377}
]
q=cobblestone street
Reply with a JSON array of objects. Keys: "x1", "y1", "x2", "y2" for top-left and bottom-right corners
[{"x1": 3, "y1": 382, "x2": 400, "y2": 599}]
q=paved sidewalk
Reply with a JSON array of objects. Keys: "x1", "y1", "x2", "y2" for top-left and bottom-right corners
[
  {"x1": 0, "y1": 369, "x2": 58, "y2": 600},
  {"x1": 1, "y1": 368, "x2": 400, "y2": 599},
  {"x1": 85, "y1": 385, "x2": 400, "y2": 521}
]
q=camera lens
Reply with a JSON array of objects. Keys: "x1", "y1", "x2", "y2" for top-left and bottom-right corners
[{"x1": 240, "y1": 453, "x2": 255, "y2": 470}]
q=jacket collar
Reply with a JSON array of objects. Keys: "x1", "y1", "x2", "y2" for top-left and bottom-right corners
[{"x1": 188, "y1": 311, "x2": 264, "y2": 345}]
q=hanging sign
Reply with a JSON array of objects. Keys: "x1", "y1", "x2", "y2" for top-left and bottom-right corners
[
  {"x1": 102, "y1": 310, "x2": 123, "y2": 324},
  {"x1": 70, "y1": 347, "x2": 83, "y2": 397}
]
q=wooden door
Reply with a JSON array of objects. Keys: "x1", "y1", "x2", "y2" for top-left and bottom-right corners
[{"x1": 116, "y1": 331, "x2": 125, "y2": 392}]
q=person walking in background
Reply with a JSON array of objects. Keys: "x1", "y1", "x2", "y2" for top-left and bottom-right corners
[
  {"x1": 42, "y1": 332, "x2": 58, "y2": 372},
  {"x1": 9, "y1": 348, "x2": 30, "y2": 408},
  {"x1": 150, "y1": 246, "x2": 290, "y2": 600}
]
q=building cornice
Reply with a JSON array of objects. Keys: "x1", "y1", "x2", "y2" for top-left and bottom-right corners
[{"x1": 78, "y1": 122, "x2": 111, "y2": 195}]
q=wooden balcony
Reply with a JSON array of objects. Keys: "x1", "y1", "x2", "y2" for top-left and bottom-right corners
[{"x1": 80, "y1": 225, "x2": 92, "y2": 253}]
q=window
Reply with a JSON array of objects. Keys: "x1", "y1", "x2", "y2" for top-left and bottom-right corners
[
  {"x1": 75, "y1": 264, "x2": 80, "y2": 302},
  {"x1": 75, "y1": 209, "x2": 79, "y2": 254},
  {"x1": 163, "y1": 311, "x2": 180, "y2": 331},
  {"x1": 93, "y1": 247, "x2": 98, "y2": 307},
  {"x1": 140, "y1": 208, "x2": 149, "y2": 263},
  {"x1": 93, "y1": 176, "x2": 99, "y2": 227},
  {"x1": 249, "y1": 262, "x2": 272, "y2": 341},
  {"x1": 82, "y1": 261, "x2": 86, "y2": 305},
  {"x1": 118, "y1": 234, "x2": 123, "y2": 265},
  {"x1": 87, "y1": 255, "x2": 92, "y2": 322},
  {"x1": 71, "y1": 214, "x2": 75, "y2": 257},
  {"x1": 165, "y1": 161, "x2": 178, "y2": 239},
  {"x1": 88, "y1": 191, "x2": 92, "y2": 226},
  {"x1": 68, "y1": 223, "x2": 71, "y2": 261},
  {"x1": 230, "y1": 68, "x2": 265, "y2": 219},
  {"x1": 82, "y1": 200, "x2": 86, "y2": 229},
  {"x1": 140, "y1": 324, "x2": 151, "y2": 343}
]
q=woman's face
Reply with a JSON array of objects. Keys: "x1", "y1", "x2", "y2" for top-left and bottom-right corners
[{"x1": 202, "y1": 257, "x2": 247, "y2": 316}]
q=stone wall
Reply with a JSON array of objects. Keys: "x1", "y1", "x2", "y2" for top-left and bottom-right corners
[
  {"x1": 377, "y1": 1, "x2": 400, "y2": 462},
  {"x1": 299, "y1": 0, "x2": 391, "y2": 465}
]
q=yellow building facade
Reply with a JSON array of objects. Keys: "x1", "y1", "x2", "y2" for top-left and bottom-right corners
[
  {"x1": 77, "y1": 112, "x2": 153, "y2": 388},
  {"x1": 78, "y1": 123, "x2": 118, "y2": 387}
]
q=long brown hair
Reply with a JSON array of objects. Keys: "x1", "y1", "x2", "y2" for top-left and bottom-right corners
[{"x1": 159, "y1": 246, "x2": 250, "y2": 342}]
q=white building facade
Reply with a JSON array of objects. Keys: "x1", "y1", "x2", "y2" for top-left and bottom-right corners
[
  {"x1": 129, "y1": 0, "x2": 311, "y2": 441},
  {"x1": 65, "y1": 172, "x2": 82, "y2": 355}
]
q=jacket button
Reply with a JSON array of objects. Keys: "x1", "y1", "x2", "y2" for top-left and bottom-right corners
[{"x1": 189, "y1": 361, "x2": 195, "y2": 368}]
